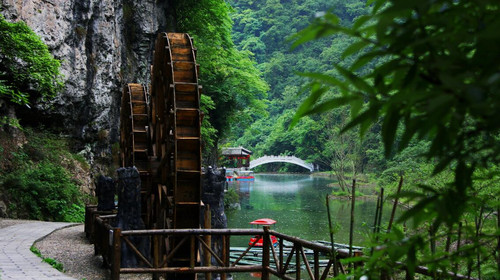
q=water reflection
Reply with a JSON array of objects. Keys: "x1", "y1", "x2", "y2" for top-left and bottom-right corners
[{"x1": 226, "y1": 173, "x2": 395, "y2": 247}]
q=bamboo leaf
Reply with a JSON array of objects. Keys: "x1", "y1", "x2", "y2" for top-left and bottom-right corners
[
  {"x1": 406, "y1": 242, "x2": 416, "y2": 278},
  {"x1": 335, "y1": 65, "x2": 374, "y2": 95},
  {"x1": 350, "y1": 50, "x2": 386, "y2": 71},
  {"x1": 381, "y1": 106, "x2": 400, "y2": 157},
  {"x1": 432, "y1": 156, "x2": 453, "y2": 175},
  {"x1": 303, "y1": 96, "x2": 360, "y2": 117},
  {"x1": 298, "y1": 72, "x2": 349, "y2": 92},
  {"x1": 341, "y1": 40, "x2": 370, "y2": 59},
  {"x1": 290, "y1": 84, "x2": 327, "y2": 127},
  {"x1": 341, "y1": 105, "x2": 380, "y2": 134},
  {"x1": 397, "y1": 195, "x2": 436, "y2": 225},
  {"x1": 353, "y1": 15, "x2": 372, "y2": 30}
]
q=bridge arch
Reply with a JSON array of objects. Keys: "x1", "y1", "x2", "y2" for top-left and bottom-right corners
[{"x1": 249, "y1": 155, "x2": 314, "y2": 172}]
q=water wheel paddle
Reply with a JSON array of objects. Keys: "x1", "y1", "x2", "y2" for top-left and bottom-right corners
[{"x1": 120, "y1": 32, "x2": 202, "y2": 276}]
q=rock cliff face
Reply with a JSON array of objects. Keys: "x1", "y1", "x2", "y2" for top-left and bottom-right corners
[{"x1": 1, "y1": 0, "x2": 175, "y2": 158}]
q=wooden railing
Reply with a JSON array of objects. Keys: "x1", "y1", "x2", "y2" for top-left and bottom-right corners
[
  {"x1": 90, "y1": 212, "x2": 476, "y2": 280},
  {"x1": 92, "y1": 215, "x2": 349, "y2": 280}
]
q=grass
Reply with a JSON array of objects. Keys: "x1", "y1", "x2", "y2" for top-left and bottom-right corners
[{"x1": 30, "y1": 245, "x2": 64, "y2": 272}]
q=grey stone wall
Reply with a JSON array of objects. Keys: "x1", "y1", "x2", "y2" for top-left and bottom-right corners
[{"x1": 1, "y1": 0, "x2": 175, "y2": 155}]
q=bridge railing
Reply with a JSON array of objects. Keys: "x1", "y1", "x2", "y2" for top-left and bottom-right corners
[{"x1": 249, "y1": 156, "x2": 314, "y2": 171}]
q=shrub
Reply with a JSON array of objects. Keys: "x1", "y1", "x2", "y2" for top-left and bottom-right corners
[
  {"x1": 2, "y1": 160, "x2": 84, "y2": 222},
  {"x1": 224, "y1": 188, "x2": 239, "y2": 209}
]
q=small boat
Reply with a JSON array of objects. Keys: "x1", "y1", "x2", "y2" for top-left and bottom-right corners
[
  {"x1": 248, "y1": 218, "x2": 278, "y2": 247},
  {"x1": 235, "y1": 170, "x2": 255, "y2": 181}
]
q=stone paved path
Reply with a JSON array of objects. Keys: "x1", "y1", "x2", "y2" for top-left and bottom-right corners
[{"x1": 0, "y1": 221, "x2": 78, "y2": 280}]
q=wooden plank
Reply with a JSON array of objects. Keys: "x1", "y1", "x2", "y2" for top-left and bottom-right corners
[
  {"x1": 122, "y1": 236, "x2": 153, "y2": 268},
  {"x1": 120, "y1": 265, "x2": 263, "y2": 274},
  {"x1": 262, "y1": 226, "x2": 270, "y2": 280},
  {"x1": 111, "y1": 228, "x2": 121, "y2": 280}
]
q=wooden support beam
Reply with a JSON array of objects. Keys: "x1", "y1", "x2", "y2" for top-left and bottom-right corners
[
  {"x1": 262, "y1": 226, "x2": 270, "y2": 280},
  {"x1": 111, "y1": 228, "x2": 122, "y2": 280}
]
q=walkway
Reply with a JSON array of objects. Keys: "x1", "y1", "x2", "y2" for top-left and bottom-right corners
[{"x1": 0, "y1": 221, "x2": 77, "y2": 280}]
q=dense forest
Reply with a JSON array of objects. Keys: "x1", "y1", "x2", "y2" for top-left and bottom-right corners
[
  {"x1": 226, "y1": 0, "x2": 382, "y2": 175},
  {"x1": 1, "y1": 0, "x2": 499, "y2": 278},
  {"x1": 224, "y1": 0, "x2": 500, "y2": 278}
]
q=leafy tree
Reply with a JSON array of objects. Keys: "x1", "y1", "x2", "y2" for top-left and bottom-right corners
[
  {"x1": 292, "y1": 0, "x2": 500, "y2": 277},
  {"x1": 174, "y1": 0, "x2": 268, "y2": 162},
  {"x1": 227, "y1": 0, "x2": 375, "y2": 173},
  {"x1": 0, "y1": 15, "x2": 63, "y2": 108}
]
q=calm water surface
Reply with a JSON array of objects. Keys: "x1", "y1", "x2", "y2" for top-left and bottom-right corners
[{"x1": 226, "y1": 173, "x2": 392, "y2": 247}]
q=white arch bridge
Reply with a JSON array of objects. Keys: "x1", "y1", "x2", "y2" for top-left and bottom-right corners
[{"x1": 249, "y1": 155, "x2": 315, "y2": 172}]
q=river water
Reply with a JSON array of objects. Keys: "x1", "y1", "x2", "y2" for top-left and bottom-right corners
[{"x1": 226, "y1": 173, "x2": 393, "y2": 247}]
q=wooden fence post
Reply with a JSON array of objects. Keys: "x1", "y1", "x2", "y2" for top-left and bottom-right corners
[
  {"x1": 111, "y1": 228, "x2": 121, "y2": 280},
  {"x1": 262, "y1": 226, "x2": 270, "y2": 280},
  {"x1": 153, "y1": 234, "x2": 159, "y2": 280},
  {"x1": 221, "y1": 234, "x2": 229, "y2": 280},
  {"x1": 296, "y1": 244, "x2": 301, "y2": 280},
  {"x1": 204, "y1": 205, "x2": 212, "y2": 280}
]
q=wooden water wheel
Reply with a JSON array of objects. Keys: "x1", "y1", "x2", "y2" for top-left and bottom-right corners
[{"x1": 120, "y1": 32, "x2": 202, "y2": 273}]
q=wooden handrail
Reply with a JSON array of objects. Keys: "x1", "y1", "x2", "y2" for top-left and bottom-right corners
[
  {"x1": 121, "y1": 228, "x2": 263, "y2": 236},
  {"x1": 92, "y1": 216, "x2": 470, "y2": 280}
]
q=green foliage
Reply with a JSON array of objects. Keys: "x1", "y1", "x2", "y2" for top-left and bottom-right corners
[
  {"x1": 30, "y1": 245, "x2": 65, "y2": 272},
  {"x1": 43, "y1": 257, "x2": 64, "y2": 272},
  {"x1": 293, "y1": 0, "x2": 500, "y2": 224},
  {"x1": 0, "y1": 115, "x2": 21, "y2": 129},
  {"x1": 224, "y1": 188, "x2": 240, "y2": 210},
  {"x1": 331, "y1": 189, "x2": 363, "y2": 197},
  {"x1": 227, "y1": 0, "x2": 375, "y2": 172},
  {"x1": 174, "y1": 0, "x2": 268, "y2": 158},
  {"x1": 30, "y1": 245, "x2": 42, "y2": 257},
  {"x1": 0, "y1": 14, "x2": 63, "y2": 107},
  {"x1": 0, "y1": 129, "x2": 87, "y2": 222},
  {"x1": 291, "y1": 0, "x2": 500, "y2": 277},
  {"x1": 2, "y1": 160, "x2": 83, "y2": 221}
]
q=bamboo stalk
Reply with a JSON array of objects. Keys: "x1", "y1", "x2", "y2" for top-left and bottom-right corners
[
  {"x1": 373, "y1": 192, "x2": 381, "y2": 234},
  {"x1": 387, "y1": 176, "x2": 403, "y2": 233},
  {"x1": 454, "y1": 222, "x2": 463, "y2": 274},
  {"x1": 371, "y1": 192, "x2": 381, "y2": 256},
  {"x1": 349, "y1": 179, "x2": 356, "y2": 270},
  {"x1": 445, "y1": 224, "x2": 452, "y2": 253},
  {"x1": 497, "y1": 206, "x2": 500, "y2": 272},
  {"x1": 475, "y1": 205, "x2": 484, "y2": 279},
  {"x1": 326, "y1": 195, "x2": 338, "y2": 275},
  {"x1": 429, "y1": 224, "x2": 436, "y2": 255},
  {"x1": 377, "y1": 187, "x2": 385, "y2": 234}
]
